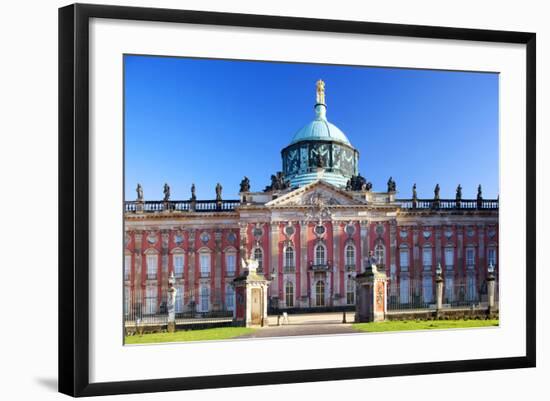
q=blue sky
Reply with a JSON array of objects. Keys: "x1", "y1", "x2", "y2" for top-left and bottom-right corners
[{"x1": 124, "y1": 55, "x2": 499, "y2": 201}]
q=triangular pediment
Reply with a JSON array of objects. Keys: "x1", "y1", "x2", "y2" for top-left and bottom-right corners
[{"x1": 265, "y1": 180, "x2": 365, "y2": 207}]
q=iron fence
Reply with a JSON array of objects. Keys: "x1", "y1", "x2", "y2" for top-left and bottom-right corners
[{"x1": 124, "y1": 287, "x2": 234, "y2": 329}]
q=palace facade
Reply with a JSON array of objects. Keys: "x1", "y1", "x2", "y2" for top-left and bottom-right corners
[{"x1": 124, "y1": 80, "x2": 499, "y2": 315}]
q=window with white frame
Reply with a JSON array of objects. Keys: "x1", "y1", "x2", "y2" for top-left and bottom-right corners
[
  {"x1": 346, "y1": 279, "x2": 355, "y2": 305},
  {"x1": 466, "y1": 247, "x2": 475, "y2": 269},
  {"x1": 175, "y1": 285, "x2": 184, "y2": 313},
  {"x1": 399, "y1": 248, "x2": 409, "y2": 271},
  {"x1": 146, "y1": 255, "x2": 157, "y2": 280},
  {"x1": 345, "y1": 244, "x2": 355, "y2": 267},
  {"x1": 173, "y1": 254, "x2": 184, "y2": 278},
  {"x1": 374, "y1": 244, "x2": 385, "y2": 266},
  {"x1": 444, "y1": 248, "x2": 454, "y2": 270},
  {"x1": 400, "y1": 276, "x2": 410, "y2": 304},
  {"x1": 422, "y1": 247, "x2": 432, "y2": 270},
  {"x1": 315, "y1": 244, "x2": 326, "y2": 265},
  {"x1": 226, "y1": 253, "x2": 236, "y2": 276},
  {"x1": 466, "y1": 274, "x2": 477, "y2": 301},
  {"x1": 253, "y1": 248, "x2": 263, "y2": 271},
  {"x1": 200, "y1": 284, "x2": 210, "y2": 312},
  {"x1": 488, "y1": 248, "x2": 497, "y2": 267},
  {"x1": 284, "y1": 246, "x2": 295, "y2": 269},
  {"x1": 145, "y1": 286, "x2": 156, "y2": 314},
  {"x1": 285, "y1": 281, "x2": 294, "y2": 307},
  {"x1": 225, "y1": 284, "x2": 235, "y2": 311},
  {"x1": 124, "y1": 286, "x2": 129, "y2": 316},
  {"x1": 315, "y1": 280, "x2": 325, "y2": 306},
  {"x1": 445, "y1": 276, "x2": 454, "y2": 303},
  {"x1": 124, "y1": 254, "x2": 131, "y2": 280},
  {"x1": 200, "y1": 252, "x2": 211, "y2": 277},
  {"x1": 422, "y1": 275, "x2": 433, "y2": 303}
]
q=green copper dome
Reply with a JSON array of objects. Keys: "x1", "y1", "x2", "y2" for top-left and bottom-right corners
[
  {"x1": 290, "y1": 104, "x2": 352, "y2": 146},
  {"x1": 281, "y1": 80, "x2": 359, "y2": 189}
]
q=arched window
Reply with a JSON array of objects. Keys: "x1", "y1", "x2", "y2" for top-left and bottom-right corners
[
  {"x1": 374, "y1": 244, "x2": 385, "y2": 266},
  {"x1": 284, "y1": 246, "x2": 295, "y2": 269},
  {"x1": 225, "y1": 252, "x2": 236, "y2": 276},
  {"x1": 225, "y1": 285, "x2": 235, "y2": 311},
  {"x1": 285, "y1": 281, "x2": 294, "y2": 307},
  {"x1": 315, "y1": 280, "x2": 325, "y2": 306},
  {"x1": 345, "y1": 244, "x2": 355, "y2": 268},
  {"x1": 346, "y1": 279, "x2": 355, "y2": 305},
  {"x1": 253, "y1": 248, "x2": 263, "y2": 271},
  {"x1": 315, "y1": 244, "x2": 326, "y2": 265}
]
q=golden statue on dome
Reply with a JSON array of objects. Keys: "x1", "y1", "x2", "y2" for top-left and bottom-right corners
[{"x1": 316, "y1": 79, "x2": 325, "y2": 104}]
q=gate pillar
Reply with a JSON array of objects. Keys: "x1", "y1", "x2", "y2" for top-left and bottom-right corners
[
  {"x1": 355, "y1": 254, "x2": 388, "y2": 323},
  {"x1": 233, "y1": 259, "x2": 270, "y2": 327}
]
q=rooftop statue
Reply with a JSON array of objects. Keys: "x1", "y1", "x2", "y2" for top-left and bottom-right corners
[
  {"x1": 412, "y1": 183, "x2": 417, "y2": 200},
  {"x1": 264, "y1": 171, "x2": 290, "y2": 192},
  {"x1": 345, "y1": 174, "x2": 372, "y2": 191},
  {"x1": 136, "y1": 183, "x2": 143, "y2": 201},
  {"x1": 163, "y1": 183, "x2": 170, "y2": 201},
  {"x1": 434, "y1": 184, "x2": 440, "y2": 200},
  {"x1": 216, "y1": 183, "x2": 223, "y2": 201},
  {"x1": 456, "y1": 184, "x2": 462, "y2": 201},
  {"x1": 240, "y1": 176, "x2": 251, "y2": 193},
  {"x1": 477, "y1": 184, "x2": 483, "y2": 200},
  {"x1": 387, "y1": 176, "x2": 396, "y2": 192},
  {"x1": 190, "y1": 183, "x2": 196, "y2": 201}
]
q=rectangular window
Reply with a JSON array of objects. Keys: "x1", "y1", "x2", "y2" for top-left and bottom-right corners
[
  {"x1": 346, "y1": 281, "x2": 355, "y2": 305},
  {"x1": 173, "y1": 254, "x2": 184, "y2": 278},
  {"x1": 124, "y1": 255, "x2": 131, "y2": 280},
  {"x1": 146, "y1": 255, "x2": 157, "y2": 280},
  {"x1": 226, "y1": 254, "x2": 236, "y2": 276},
  {"x1": 488, "y1": 248, "x2": 497, "y2": 267},
  {"x1": 444, "y1": 277, "x2": 454, "y2": 303},
  {"x1": 466, "y1": 274, "x2": 477, "y2": 301},
  {"x1": 466, "y1": 248, "x2": 475, "y2": 268},
  {"x1": 200, "y1": 254, "x2": 211, "y2": 277},
  {"x1": 124, "y1": 287, "x2": 130, "y2": 316},
  {"x1": 444, "y1": 248, "x2": 454, "y2": 270},
  {"x1": 226, "y1": 286, "x2": 235, "y2": 311},
  {"x1": 399, "y1": 249, "x2": 409, "y2": 271},
  {"x1": 422, "y1": 248, "x2": 432, "y2": 270},
  {"x1": 400, "y1": 277, "x2": 410, "y2": 304},
  {"x1": 175, "y1": 285, "x2": 184, "y2": 313},
  {"x1": 145, "y1": 287, "x2": 156, "y2": 314},
  {"x1": 422, "y1": 276, "x2": 433, "y2": 303}
]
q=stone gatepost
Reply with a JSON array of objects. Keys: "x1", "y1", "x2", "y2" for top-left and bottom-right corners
[
  {"x1": 435, "y1": 264, "x2": 444, "y2": 318},
  {"x1": 355, "y1": 254, "x2": 387, "y2": 323},
  {"x1": 233, "y1": 259, "x2": 270, "y2": 327},
  {"x1": 487, "y1": 263, "x2": 497, "y2": 315}
]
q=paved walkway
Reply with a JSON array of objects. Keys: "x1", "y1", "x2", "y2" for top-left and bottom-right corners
[
  {"x1": 237, "y1": 323, "x2": 359, "y2": 338},
  {"x1": 237, "y1": 312, "x2": 360, "y2": 338}
]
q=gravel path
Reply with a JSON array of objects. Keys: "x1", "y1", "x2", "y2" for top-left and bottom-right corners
[{"x1": 236, "y1": 323, "x2": 359, "y2": 338}]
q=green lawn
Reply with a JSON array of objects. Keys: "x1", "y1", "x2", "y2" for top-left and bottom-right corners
[
  {"x1": 353, "y1": 319, "x2": 499, "y2": 333},
  {"x1": 125, "y1": 327, "x2": 256, "y2": 344}
]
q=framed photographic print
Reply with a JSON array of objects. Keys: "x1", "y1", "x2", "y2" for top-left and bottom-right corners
[{"x1": 58, "y1": 3, "x2": 536, "y2": 397}]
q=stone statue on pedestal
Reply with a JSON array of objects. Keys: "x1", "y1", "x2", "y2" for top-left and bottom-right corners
[
  {"x1": 240, "y1": 176, "x2": 251, "y2": 192},
  {"x1": 163, "y1": 183, "x2": 170, "y2": 202},
  {"x1": 136, "y1": 183, "x2": 143, "y2": 201}
]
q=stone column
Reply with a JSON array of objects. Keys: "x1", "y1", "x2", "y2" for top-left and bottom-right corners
[
  {"x1": 214, "y1": 229, "x2": 222, "y2": 311},
  {"x1": 167, "y1": 272, "x2": 176, "y2": 332},
  {"x1": 360, "y1": 220, "x2": 369, "y2": 273},
  {"x1": 161, "y1": 230, "x2": 169, "y2": 305},
  {"x1": 435, "y1": 268, "x2": 444, "y2": 317},
  {"x1": 133, "y1": 231, "x2": 143, "y2": 316},
  {"x1": 413, "y1": 226, "x2": 420, "y2": 295},
  {"x1": 270, "y1": 222, "x2": 279, "y2": 305},
  {"x1": 299, "y1": 220, "x2": 308, "y2": 307},
  {"x1": 355, "y1": 262, "x2": 387, "y2": 322},
  {"x1": 187, "y1": 230, "x2": 196, "y2": 310},
  {"x1": 389, "y1": 220, "x2": 397, "y2": 277},
  {"x1": 487, "y1": 268, "x2": 496, "y2": 315},
  {"x1": 332, "y1": 222, "x2": 341, "y2": 305}
]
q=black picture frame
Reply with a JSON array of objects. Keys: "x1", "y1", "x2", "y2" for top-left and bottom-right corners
[{"x1": 58, "y1": 3, "x2": 536, "y2": 397}]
